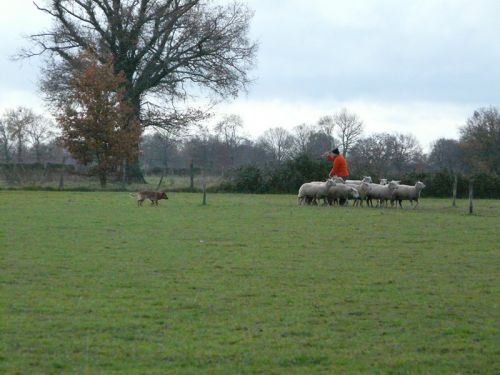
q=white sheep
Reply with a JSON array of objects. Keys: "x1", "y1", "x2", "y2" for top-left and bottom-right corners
[
  {"x1": 391, "y1": 181, "x2": 426, "y2": 208},
  {"x1": 350, "y1": 181, "x2": 371, "y2": 207},
  {"x1": 379, "y1": 179, "x2": 400, "y2": 186},
  {"x1": 346, "y1": 177, "x2": 372, "y2": 206},
  {"x1": 297, "y1": 179, "x2": 336, "y2": 205},
  {"x1": 366, "y1": 181, "x2": 399, "y2": 208},
  {"x1": 326, "y1": 184, "x2": 360, "y2": 206},
  {"x1": 346, "y1": 176, "x2": 372, "y2": 184},
  {"x1": 331, "y1": 176, "x2": 346, "y2": 184}
]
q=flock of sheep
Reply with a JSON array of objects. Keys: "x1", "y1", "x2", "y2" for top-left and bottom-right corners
[{"x1": 297, "y1": 177, "x2": 426, "y2": 208}]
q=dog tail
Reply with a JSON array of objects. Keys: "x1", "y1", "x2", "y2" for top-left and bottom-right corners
[{"x1": 129, "y1": 193, "x2": 137, "y2": 198}]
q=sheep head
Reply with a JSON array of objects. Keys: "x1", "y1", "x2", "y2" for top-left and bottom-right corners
[
  {"x1": 350, "y1": 187, "x2": 360, "y2": 198},
  {"x1": 326, "y1": 179, "x2": 337, "y2": 187},
  {"x1": 360, "y1": 181, "x2": 370, "y2": 188},
  {"x1": 332, "y1": 176, "x2": 345, "y2": 184},
  {"x1": 415, "y1": 181, "x2": 426, "y2": 190},
  {"x1": 388, "y1": 181, "x2": 399, "y2": 190}
]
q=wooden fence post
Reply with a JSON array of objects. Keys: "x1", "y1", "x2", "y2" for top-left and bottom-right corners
[
  {"x1": 190, "y1": 160, "x2": 194, "y2": 192},
  {"x1": 468, "y1": 179, "x2": 474, "y2": 214},
  {"x1": 202, "y1": 168, "x2": 207, "y2": 205},
  {"x1": 452, "y1": 173, "x2": 457, "y2": 207}
]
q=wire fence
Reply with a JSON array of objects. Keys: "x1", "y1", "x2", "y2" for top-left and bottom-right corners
[{"x1": 0, "y1": 163, "x2": 223, "y2": 192}]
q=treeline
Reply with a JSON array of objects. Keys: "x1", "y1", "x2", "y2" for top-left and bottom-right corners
[
  {"x1": 1, "y1": 106, "x2": 499, "y2": 198},
  {"x1": 139, "y1": 111, "x2": 423, "y2": 176}
]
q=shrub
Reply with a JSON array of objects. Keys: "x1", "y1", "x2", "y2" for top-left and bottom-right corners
[{"x1": 220, "y1": 160, "x2": 500, "y2": 198}]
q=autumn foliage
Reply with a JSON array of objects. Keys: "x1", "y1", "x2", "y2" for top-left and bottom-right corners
[{"x1": 57, "y1": 52, "x2": 142, "y2": 187}]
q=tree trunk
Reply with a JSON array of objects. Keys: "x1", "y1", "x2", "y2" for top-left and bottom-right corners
[
  {"x1": 35, "y1": 143, "x2": 42, "y2": 164},
  {"x1": 126, "y1": 146, "x2": 146, "y2": 184},
  {"x1": 157, "y1": 162, "x2": 167, "y2": 190},
  {"x1": 2, "y1": 145, "x2": 10, "y2": 162},
  {"x1": 16, "y1": 138, "x2": 23, "y2": 164},
  {"x1": 126, "y1": 97, "x2": 146, "y2": 183},
  {"x1": 121, "y1": 158, "x2": 127, "y2": 189}
]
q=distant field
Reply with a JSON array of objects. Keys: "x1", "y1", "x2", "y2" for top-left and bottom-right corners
[
  {"x1": 1, "y1": 192, "x2": 499, "y2": 374},
  {"x1": 0, "y1": 173, "x2": 223, "y2": 192}
]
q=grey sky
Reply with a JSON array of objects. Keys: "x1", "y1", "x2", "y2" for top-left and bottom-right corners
[
  {"x1": 1, "y1": 0, "x2": 499, "y2": 149},
  {"x1": 247, "y1": 0, "x2": 499, "y2": 102}
]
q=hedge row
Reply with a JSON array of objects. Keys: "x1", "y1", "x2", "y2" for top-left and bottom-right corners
[{"x1": 219, "y1": 156, "x2": 500, "y2": 199}]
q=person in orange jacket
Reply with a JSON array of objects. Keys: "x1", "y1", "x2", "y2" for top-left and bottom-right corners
[{"x1": 322, "y1": 147, "x2": 349, "y2": 179}]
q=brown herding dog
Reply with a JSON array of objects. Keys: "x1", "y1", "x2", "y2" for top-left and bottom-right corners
[{"x1": 130, "y1": 191, "x2": 168, "y2": 207}]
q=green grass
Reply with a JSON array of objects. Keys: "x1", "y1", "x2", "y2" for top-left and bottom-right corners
[{"x1": 1, "y1": 192, "x2": 499, "y2": 374}]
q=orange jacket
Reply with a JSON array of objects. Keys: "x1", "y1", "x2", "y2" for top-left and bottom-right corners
[{"x1": 327, "y1": 154, "x2": 349, "y2": 178}]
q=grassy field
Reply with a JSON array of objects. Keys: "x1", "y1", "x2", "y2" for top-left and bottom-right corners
[
  {"x1": 1, "y1": 192, "x2": 499, "y2": 374},
  {"x1": 0, "y1": 173, "x2": 224, "y2": 192}
]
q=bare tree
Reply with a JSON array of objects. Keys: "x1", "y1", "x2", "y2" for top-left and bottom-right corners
[
  {"x1": 4, "y1": 107, "x2": 35, "y2": 163},
  {"x1": 348, "y1": 134, "x2": 391, "y2": 179},
  {"x1": 391, "y1": 133, "x2": 424, "y2": 174},
  {"x1": 0, "y1": 120, "x2": 13, "y2": 163},
  {"x1": 349, "y1": 132, "x2": 423, "y2": 178},
  {"x1": 214, "y1": 114, "x2": 244, "y2": 168},
  {"x1": 291, "y1": 123, "x2": 314, "y2": 156},
  {"x1": 21, "y1": 0, "x2": 257, "y2": 180},
  {"x1": 333, "y1": 108, "x2": 364, "y2": 157},
  {"x1": 317, "y1": 115, "x2": 335, "y2": 148},
  {"x1": 26, "y1": 115, "x2": 55, "y2": 163},
  {"x1": 428, "y1": 138, "x2": 462, "y2": 173},
  {"x1": 428, "y1": 138, "x2": 463, "y2": 207},
  {"x1": 258, "y1": 127, "x2": 294, "y2": 162}
]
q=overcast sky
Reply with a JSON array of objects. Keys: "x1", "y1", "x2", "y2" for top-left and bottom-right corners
[{"x1": 1, "y1": 0, "x2": 499, "y2": 150}]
